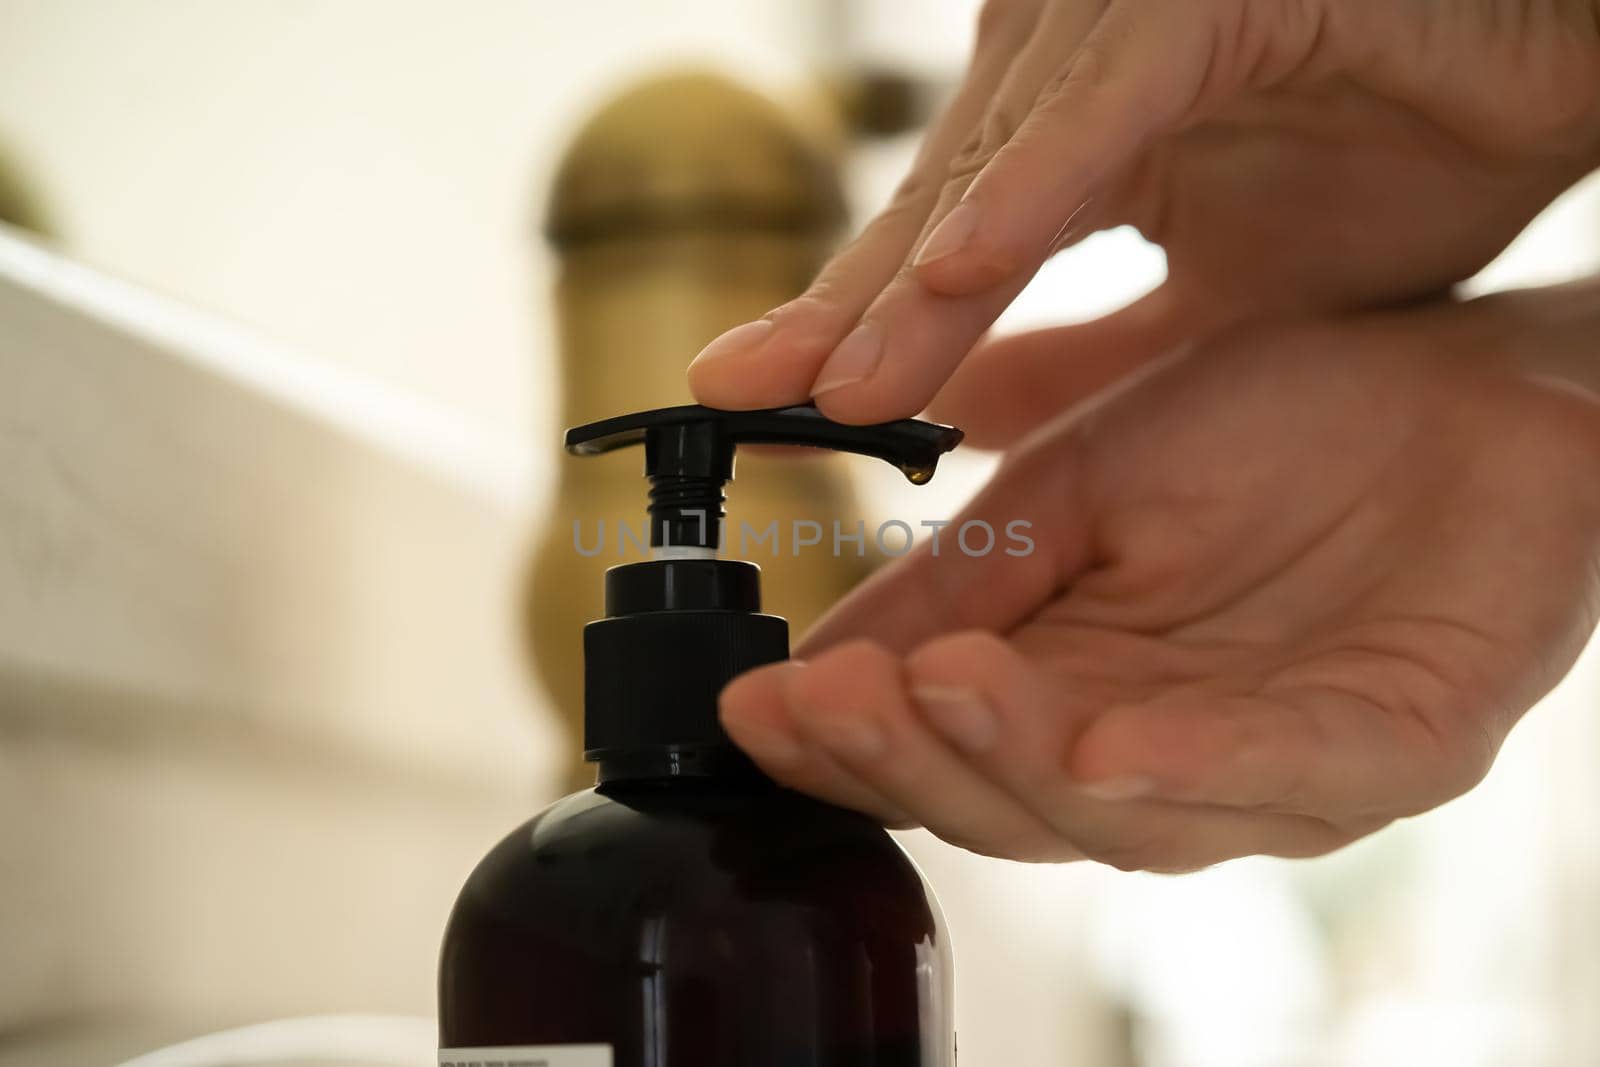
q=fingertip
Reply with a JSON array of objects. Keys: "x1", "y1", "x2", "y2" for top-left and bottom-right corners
[
  {"x1": 719, "y1": 662, "x2": 807, "y2": 769},
  {"x1": 809, "y1": 320, "x2": 944, "y2": 424},
  {"x1": 688, "y1": 301, "x2": 850, "y2": 410},
  {"x1": 686, "y1": 336, "x2": 813, "y2": 412},
  {"x1": 809, "y1": 320, "x2": 887, "y2": 401},
  {"x1": 783, "y1": 641, "x2": 911, "y2": 764},
  {"x1": 811, "y1": 383, "x2": 929, "y2": 426},
  {"x1": 717, "y1": 638, "x2": 932, "y2": 829},
  {"x1": 811, "y1": 265, "x2": 1023, "y2": 422},
  {"x1": 719, "y1": 660, "x2": 799, "y2": 732}
]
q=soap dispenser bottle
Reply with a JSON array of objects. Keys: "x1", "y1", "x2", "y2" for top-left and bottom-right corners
[{"x1": 439, "y1": 404, "x2": 963, "y2": 1067}]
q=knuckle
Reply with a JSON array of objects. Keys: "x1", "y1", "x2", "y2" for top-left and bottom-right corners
[
  {"x1": 945, "y1": 133, "x2": 995, "y2": 188},
  {"x1": 797, "y1": 273, "x2": 853, "y2": 309},
  {"x1": 885, "y1": 167, "x2": 941, "y2": 217},
  {"x1": 973, "y1": 0, "x2": 1006, "y2": 42},
  {"x1": 782, "y1": 665, "x2": 828, "y2": 709},
  {"x1": 1332, "y1": 812, "x2": 1392, "y2": 841},
  {"x1": 1435, "y1": 720, "x2": 1498, "y2": 800},
  {"x1": 909, "y1": 630, "x2": 1010, "y2": 678},
  {"x1": 789, "y1": 642, "x2": 886, "y2": 708},
  {"x1": 876, "y1": 259, "x2": 923, "y2": 296},
  {"x1": 1044, "y1": 41, "x2": 1106, "y2": 101},
  {"x1": 1398, "y1": 705, "x2": 1497, "y2": 813},
  {"x1": 946, "y1": 86, "x2": 1032, "y2": 183},
  {"x1": 822, "y1": 203, "x2": 922, "y2": 277},
  {"x1": 824, "y1": 638, "x2": 894, "y2": 675},
  {"x1": 946, "y1": 826, "x2": 1074, "y2": 864},
  {"x1": 867, "y1": 745, "x2": 923, "y2": 787},
  {"x1": 976, "y1": 95, "x2": 1030, "y2": 154},
  {"x1": 768, "y1": 291, "x2": 832, "y2": 324},
  {"x1": 802, "y1": 166, "x2": 940, "y2": 301},
  {"x1": 1079, "y1": 826, "x2": 1177, "y2": 872},
  {"x1": 974, "y1": 0, "x2": 1044, "y2": 48},
  {"x1": 1244, "y1": 710, "x2": 1321, "y2": 811}
]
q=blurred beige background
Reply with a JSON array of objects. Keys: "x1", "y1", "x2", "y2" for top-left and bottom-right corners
[
  {"x1": 0, "y1": 0, "x2": 970, "y2": 441},
  {"x1": 4, "y1": 3, "x2": 1600, "y2": 1067}
]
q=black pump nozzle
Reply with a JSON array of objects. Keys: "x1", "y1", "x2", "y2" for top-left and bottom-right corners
[
  {"x1": 566, "y1": 404, "x2": 964, "y2": 551},
  {"x1": 566, "y1": 402, "x2": 963, "y2": 780}
]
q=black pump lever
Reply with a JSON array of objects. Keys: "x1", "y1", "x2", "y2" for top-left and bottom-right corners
[{"x1": 566, "y1": 403, "x2": 964, "y2": 550}]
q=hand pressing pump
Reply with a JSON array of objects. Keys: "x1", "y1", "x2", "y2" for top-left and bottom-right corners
[{"x1": 439, "y1": 403, "x2": 963, "y2": 1067}]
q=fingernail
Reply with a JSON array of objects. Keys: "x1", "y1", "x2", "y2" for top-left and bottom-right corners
[
  {"x1": 812, "y1": 713, "x2": 886, "y2": 761},
  {"x1": 913, "y1": 685, "x2": 998, "y2": 753},
  {"x1": 812, "y1": 321, "x2": 885, "y2": 396},
  {"x1": 914, "y1": 199, "x2": 980, "y2": 267},
  {"x1": 689, "y1": 318, "x2": 776, "y2": 370},
  {"x1": 726, "y1": 716, "x2": 803, "y2": 768},
  {"x1": 1077, "y1": 775, "x2": 1153, "y2": 801}
]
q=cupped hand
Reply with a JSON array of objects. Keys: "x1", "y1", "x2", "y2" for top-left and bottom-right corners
[
  {"x1": 688, "y1": 0, "x2": 1600, "y2": 423},
  {"x1": 718, "y1": 281, "x2": 1600, "y2": 870}
]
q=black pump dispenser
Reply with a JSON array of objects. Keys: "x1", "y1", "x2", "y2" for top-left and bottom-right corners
[
  {"x1": 566, "y1": 402, "x2": 962, "y2": 548},
  {"x1": 567, "y1": 403, "x2": 963, "y2": 782},
  {"x1": 440, "y1": 402, "x2": 964, "y2": 1066}
]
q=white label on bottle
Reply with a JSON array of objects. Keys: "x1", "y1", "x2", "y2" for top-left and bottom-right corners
[{"x1": 439, "y1": 1045, "x2": 612, "y2": 1067}]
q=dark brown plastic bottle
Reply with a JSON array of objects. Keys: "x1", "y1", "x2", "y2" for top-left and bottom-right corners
[
  {"x1": 438, "y1": 752, "x2": 953, "y2": 1065},
  {"x1": 439, "y1": 405, "x2": 962, "y2": 1067}
]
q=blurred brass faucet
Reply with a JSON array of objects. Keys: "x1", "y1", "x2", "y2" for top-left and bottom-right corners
[
  {"x1": 0, "y1": 141, "x2": 50, "y2": 235},
  {"x1": 529, "y1": 71, "x2": 878, "y2": 790}
]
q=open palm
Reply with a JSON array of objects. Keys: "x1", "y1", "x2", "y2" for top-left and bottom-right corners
[{"x1": 719, "y1": 285, "x2": 1600, "y2": 869}]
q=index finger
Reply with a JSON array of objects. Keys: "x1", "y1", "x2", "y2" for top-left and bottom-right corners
[{"x1": 685, "y1": 0, "x2": 1048, "y2": 411}]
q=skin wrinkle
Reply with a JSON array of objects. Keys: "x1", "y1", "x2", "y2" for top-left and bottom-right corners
[
  {"x1": 1081, "y1": 345, "x2": 1440, "y2": 639},
  {"x1": 1020, "y1": 618, "x2": 1269, "y2": 687},
  {"x1": 1086, "y1": 692, "x2": 1389, "y2": 851},
  {"x1": 1298, "y1": 0, "x2": 1333, "y2": 74},
  {"x1": 929, "y1": 1, "x2": 1057, "y2": 228},
  {"x1": 987, "y1": 429, "x2": 1088, "y2": 597},
  {"x1": 1089, "y1": 316, "x2": 1579, "y2": 837},
  {"x1": 707, "y1": 0, "x2": 1600, "y2": 871},
  {"x1": 1222, "y1": 0, "x2": 1301, "y2": 93},
  {"x1": 1242, "y1": 691, "x2": 1345, "y2": 812},
  {"x1": 1068, "y1": 783, "x2": 1357, "y2": 868},
  {"x1": 1067, "y1": 496, "x2": 1242, "y2": 626},
  {"x1": 1279, "y1": 673, "x2": 1496, "y2": 818},
  {"x1": 1065, "y1": 464, "x2": 1379, "y2": 641},
  {"x1": 1270, "y1": 639, "x2": 1486, "y2": 776}
]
